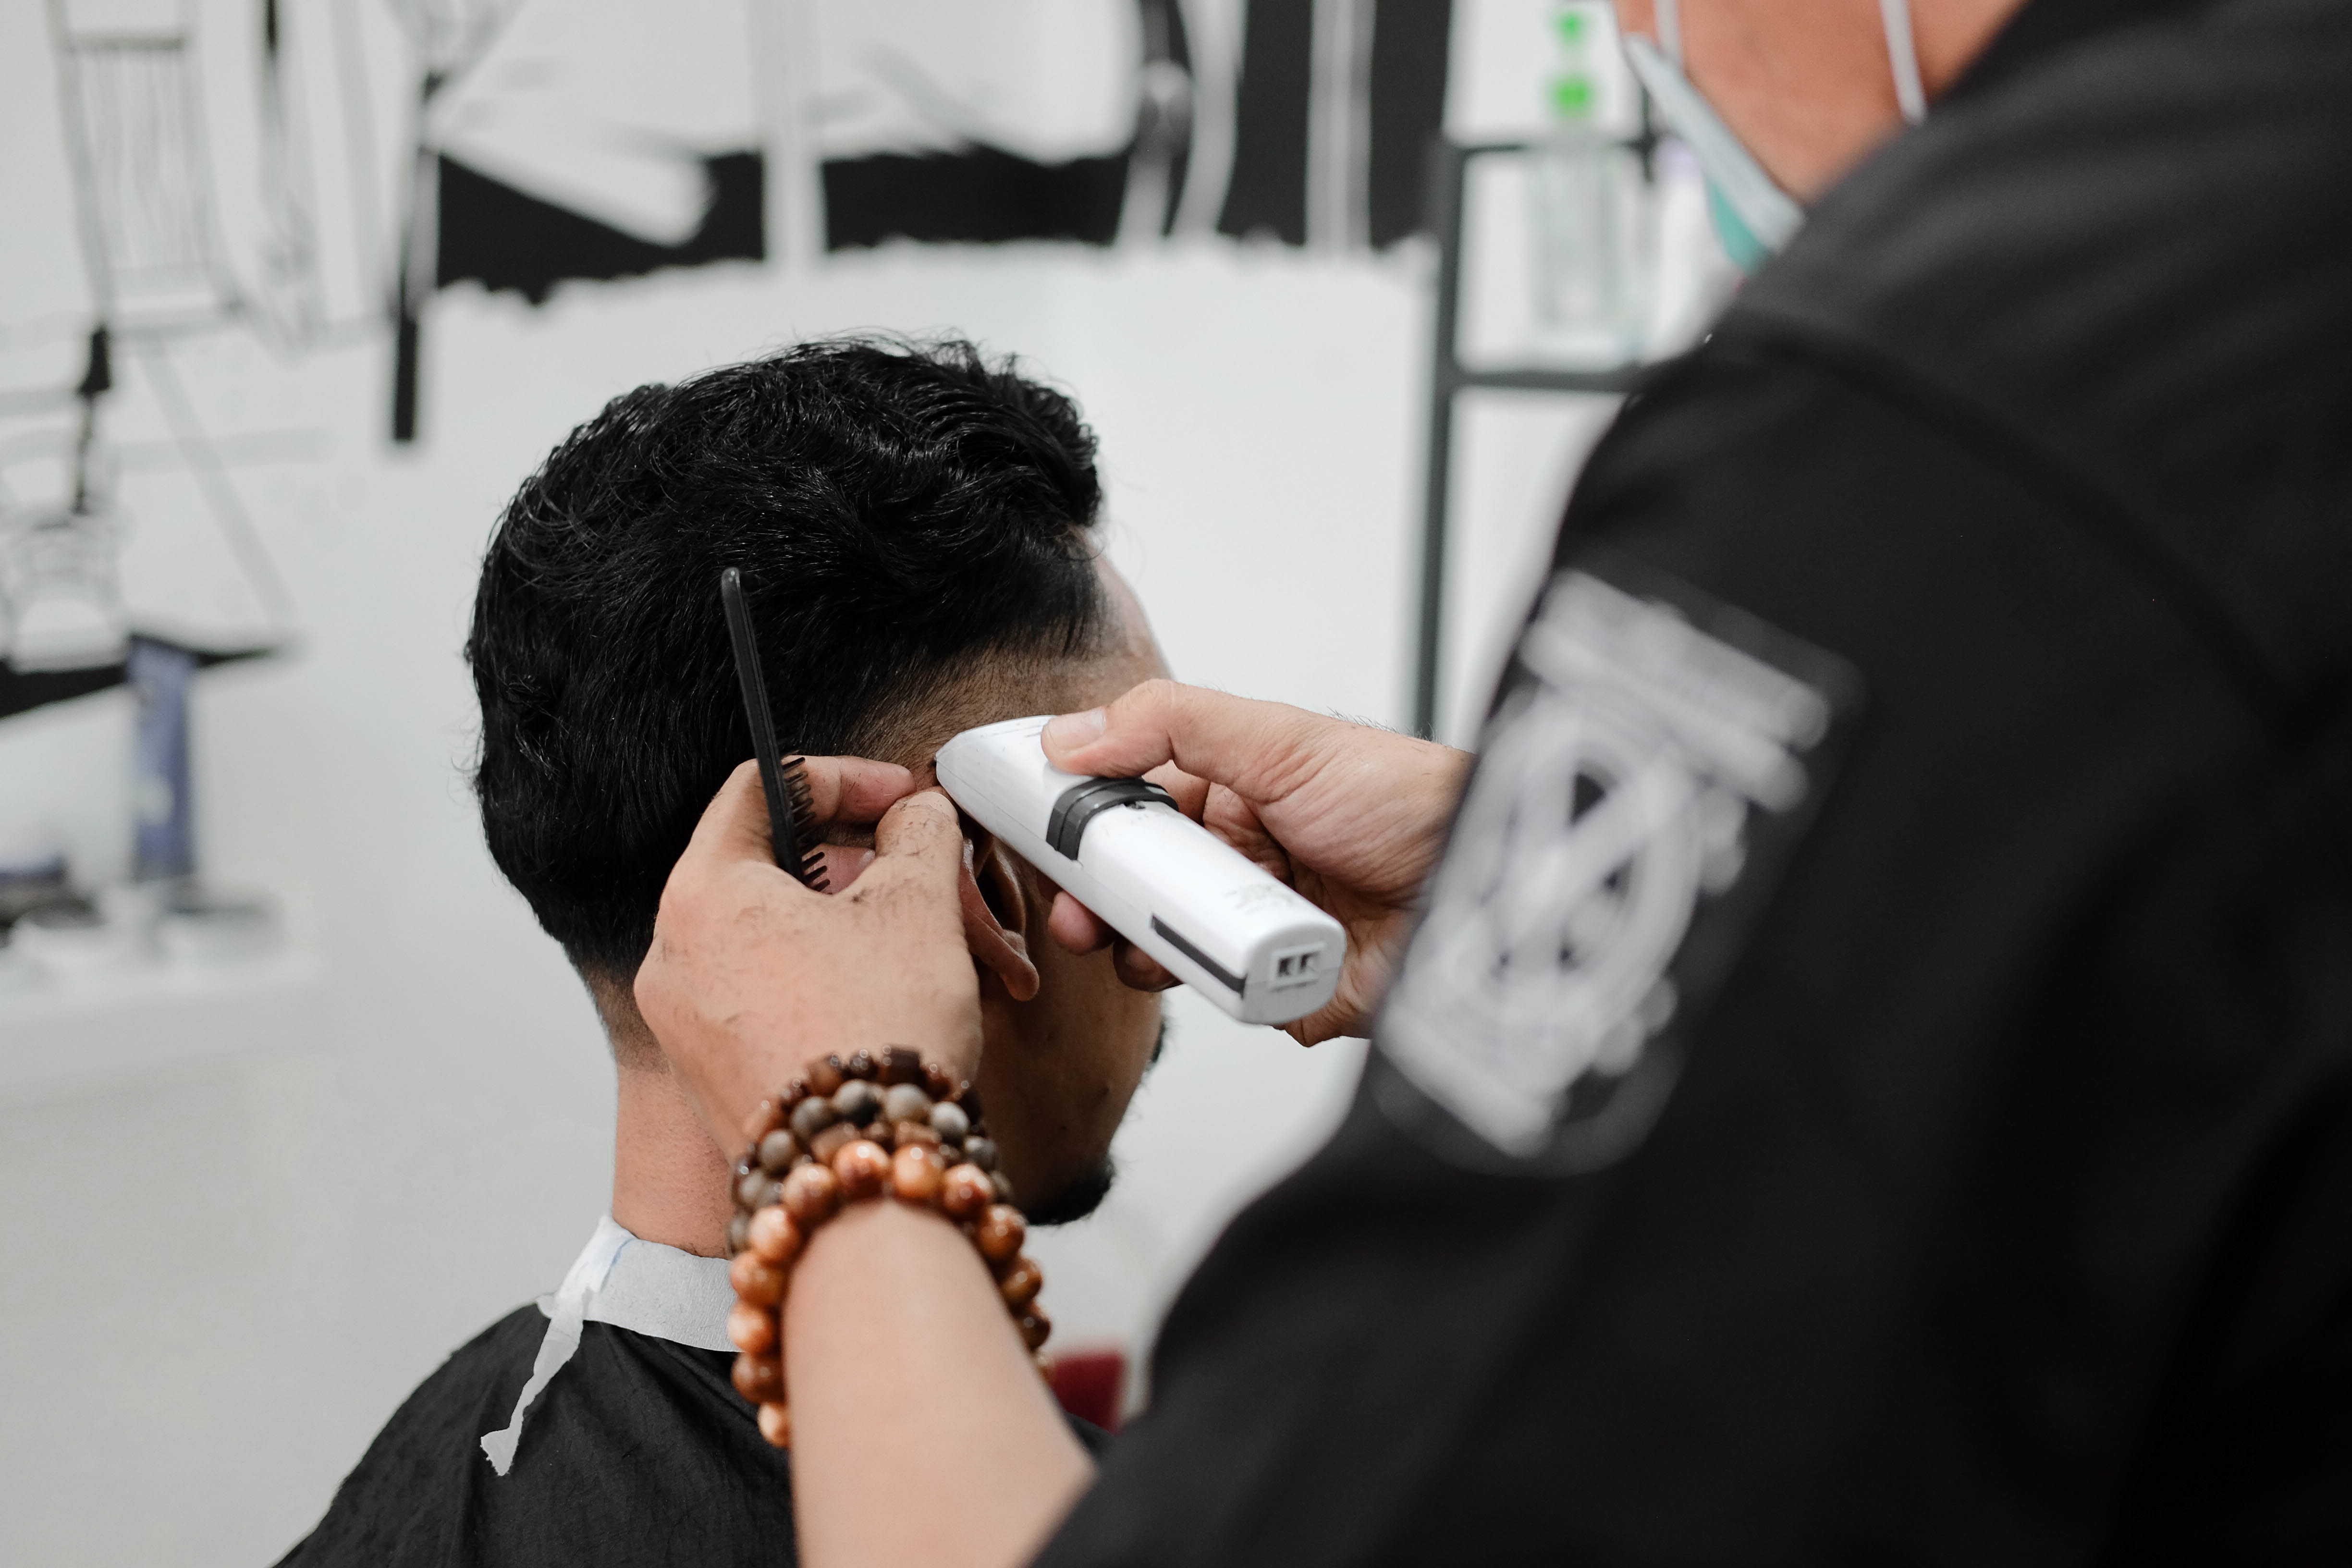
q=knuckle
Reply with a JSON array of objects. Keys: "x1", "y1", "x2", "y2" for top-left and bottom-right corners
[{"x1": 1126, "y1": 676, "x2": 1179, "y2": 720}]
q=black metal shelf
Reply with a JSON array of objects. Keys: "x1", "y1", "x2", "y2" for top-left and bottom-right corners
[
  {"x1": 0, "y1": 640, "x2": 279, "y2": 723},
  {"x1": 1412, "y1": 135, "x2": 1654, "y2": 738}
]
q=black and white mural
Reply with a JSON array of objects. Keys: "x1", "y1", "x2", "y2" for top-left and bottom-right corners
[
  {"x1": 1, "y1": 0, "x2": 1456, "y2": 723},
  {"x1": 2, "y1": 0, "x2": 365, "y2": 719},
  {"x1": 398, "y1": 0, "x2": 1454, "y2": 438}
]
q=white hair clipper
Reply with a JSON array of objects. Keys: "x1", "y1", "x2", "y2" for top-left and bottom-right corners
[{"x1": 936, "y1": 716, "x2": 1344, "y2": 1027}]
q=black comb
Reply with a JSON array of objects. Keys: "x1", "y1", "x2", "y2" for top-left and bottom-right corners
[{"x1": 720, "y1": 567, "x2": 829, "y2": 891}]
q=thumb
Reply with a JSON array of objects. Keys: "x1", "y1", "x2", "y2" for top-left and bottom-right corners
[
  {"x1": 1043, "y1": 679, "x2": 1330, "y2": 807},
  {"x1": 680, "y1": 759, "x2": 785, "y2": 871}
]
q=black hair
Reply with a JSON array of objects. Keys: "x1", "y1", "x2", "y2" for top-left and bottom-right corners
[{"x1": 467, "y1": 337, "x2": 1107, "y2": 979}]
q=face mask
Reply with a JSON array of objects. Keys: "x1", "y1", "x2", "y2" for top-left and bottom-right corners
[{"x1": 1621, "y1": 0, "x2": 1926, "y2": 273}]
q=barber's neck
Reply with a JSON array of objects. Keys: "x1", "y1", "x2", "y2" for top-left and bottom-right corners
[{"x1": 593, "y1": 977, "x2": 735, "y2": 1257}]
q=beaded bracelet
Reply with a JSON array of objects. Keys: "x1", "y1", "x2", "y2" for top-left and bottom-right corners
[{"x1": 723, "y1": 1045, "x2": 1052, "y2": 1448}]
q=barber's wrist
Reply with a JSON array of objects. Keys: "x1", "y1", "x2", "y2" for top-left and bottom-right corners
[
  {"x1": 726, "y1": 1047, "x2": 1042, "y2": 1448},
  {"x1": 718, "y1": 1040, "x2": 971, "y2": 1149},
  {"x1": 789, "y1": 1034, "x2": 980, "y2": 1104},
  {"x1": 701, "y1": 1016, "x2": 977, "y2": 1146}
]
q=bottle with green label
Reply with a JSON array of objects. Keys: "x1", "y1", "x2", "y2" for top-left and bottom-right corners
[{"x1": 1529, "y1": 2, "x2": 1653, "y2": 360}]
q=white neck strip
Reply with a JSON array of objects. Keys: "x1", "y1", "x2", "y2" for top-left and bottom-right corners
[{"x1": 478, "y1": 1215, "x2": 735, "y2": 1474}]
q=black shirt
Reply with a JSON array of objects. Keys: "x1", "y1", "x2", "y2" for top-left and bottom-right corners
[
  {"x1": 276, "y1": 1304, "x2": 1110, "y2": 1565},
  {"x1": 1037, "y1": 1, "x2": 2352, "y2": 1563}
]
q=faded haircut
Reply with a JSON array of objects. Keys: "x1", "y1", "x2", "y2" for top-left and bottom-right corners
[{"x1": 466, "y1": 337, "x2": 1108, "y2": 979}]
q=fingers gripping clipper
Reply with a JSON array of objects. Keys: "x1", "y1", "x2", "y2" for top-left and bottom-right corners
[{"x1": 937, "y1": 717, "x2": 1344, "y2": 1027}]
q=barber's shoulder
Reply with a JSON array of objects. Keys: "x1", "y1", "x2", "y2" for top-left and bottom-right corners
[
  {"x1": 1742, "y1": 0, "x2": 2349, "y2": 379},
  {"x1": 1717, "y1": 0, "x2": 2351, "y2": 708}
]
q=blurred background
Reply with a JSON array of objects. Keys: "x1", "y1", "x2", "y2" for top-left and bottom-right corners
[{"x1": 0, "y1": 1, "x2": 1736, "y2": 1559}]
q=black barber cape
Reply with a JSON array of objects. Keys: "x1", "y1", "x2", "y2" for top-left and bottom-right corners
[
  {"x1": 277, "y1": 1309, "x2": 797, "y2": 1567},
  {"x1": 1038, "y1": 1, "x2": 2352, "y2": 1564},
  {"x1": 278, "y1": 1304, "x2": 1112, "y2": 1565}
]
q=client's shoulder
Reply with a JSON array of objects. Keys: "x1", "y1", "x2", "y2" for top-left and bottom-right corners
[
  {"x1": 273, "y1": 1305, "x2": 547, "y2": 1566},
  {"x1": 283, "y1": 1307, "x2": 803, "y2": 1565}
]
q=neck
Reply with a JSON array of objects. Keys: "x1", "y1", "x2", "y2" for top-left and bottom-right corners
[
  {"x1": 1624, "y1": 0, "x2": 2028, "y2": 201},
  {"x1": 612, "y1": 1055, "x2": 735, "y2": 1257}
]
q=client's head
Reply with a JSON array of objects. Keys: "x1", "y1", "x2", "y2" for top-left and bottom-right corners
[{"x1": 467, "y1": 337, "x2": 1165, "y2": 1225}]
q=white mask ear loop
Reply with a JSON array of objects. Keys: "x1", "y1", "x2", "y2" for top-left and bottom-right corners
[
  {"x1": 1879, "y1": 0, "x2": 1928, "y2": 123},
  {"x1": 1656, "y1": 0, "x2": 1684, "y2": 65}
]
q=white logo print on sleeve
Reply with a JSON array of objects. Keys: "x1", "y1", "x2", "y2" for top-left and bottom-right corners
[{"x1": 1379, "y1": 565, "x2": 1858, "y2": 1165}]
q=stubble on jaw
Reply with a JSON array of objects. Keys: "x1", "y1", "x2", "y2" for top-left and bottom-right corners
[
  {"x1": 1023, "y1": 1157, "x2": 1118, "y2": 1226},
  {"x1": 1020, "y1": 1017, "x2": 1166, "y2": 1227}
]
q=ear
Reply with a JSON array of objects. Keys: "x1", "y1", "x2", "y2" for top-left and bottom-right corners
[{"x1": 960, "y1": 834, "x2": 1042, "y2": 1003}]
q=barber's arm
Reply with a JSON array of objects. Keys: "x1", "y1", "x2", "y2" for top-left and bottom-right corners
[
  {"x1": 633, "y1": 689, "x2": 1463, "y2": 1568},
  {"x1": 637, "y1": 763, "x2": 1094, "y2": 1568}
]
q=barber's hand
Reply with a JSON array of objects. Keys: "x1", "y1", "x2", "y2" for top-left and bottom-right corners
[
  {"x1": 1041, "y1": 680, "x2": 1470, "y2": 1045},
  {"x1": 635, "y1": 759, "x2": 980, "y2": 1148}
]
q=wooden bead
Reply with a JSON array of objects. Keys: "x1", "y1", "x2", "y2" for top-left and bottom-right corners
[
  {"x1": 845, "y1": 1049, "x2": 876, "y2": 1079},
  {"x1": 791, "y1": 1096, "x2": 839, "y2": 1144},
  {"x1": 757, "y1": 1400, "x2": 792, "y2": 1448},
  {"x1": 891, "y1": 1142, "x2": 945, "y2": 1204},
  {"x1": 928, "y1": 1102, "x2": 969, "y2": 1144},
  {"x1": 832, "y1": 1138, "x2": 892, "y2": 1199},
  {"x1": 757, "y1": 1127, "x2": 798, "y2": 1175},
  {"x1": 1019, "y1": 1308, "x2": 1052, "y2": 1350},
  {"x1": 922, "y1": 1063, "x2": 957, "y2": 1102},
  {"x1": 808, "y1": 1122, "x2": 857, "y2": 1164},
  {"x1": 882, "y1": 1046, "x2": 925, "y2": 1085},
  {"x1": 963, "y1": 1136, "x2": 999, "y2": 1171},
  {"x1": 893, "y1": 1119, "x2": 941, "y2": 1149},
  {"x1": 960, "y1": 1084, "x2": 984, "y2": 1122},
  {"x1": 974, "y1": 1204, "x2": 1025, "y2": 1263},
  {"x1": 726, "y1": 1213, "x2": 752, "y2": 1256},
  {"x1": 991, "y1": 1170, "x2": 1016, "y2": 1204},
  {"x1": 882, "y1": 1082, "x2": 931, "y2": 1124},
  {"x1": 741, "y1": 1096, "x2": 784, "y2": 1145},
  {"x1": 832, "y1": 1079, "x2": 882, "y2": 1126},
  {"x1": 864, "y1": 1120, "x2": 896, "y2": 1152},
  {"x1": 735, "y1": 1169, "x2": 776, "y2": 1211},
  {"x1": 747, "y1": 1205, "x2": 802, "y2": 1265},
  {"x1": 782, "y1": 1076, "x2": 811, "y2": 1108},
  {"x1": 1036, "y1": 1351, "x2": 1055, "y2": 1381},
  {"x1": 940, "y1": 1163, "x2": 994, "y2": 1221},
  {"x1": 998, "y1": 1256, "x2": 1043, "y2": 1308},
  {"x1": 728, "y1": 1299, "x2": 778, "y2": 1354},
  {"x1": 782, "y1": 1163, "x2": 842, "y2": 1226},
  {"x1": 732, "y1": 1351, "x2": 783, "y2": 1403},
  {"x1": 807, "y1": 1056, "x2": 845, "y2": 1096},
  {"x1": 730, "y1": 1250, "x2": 786, "y2": 1307}
]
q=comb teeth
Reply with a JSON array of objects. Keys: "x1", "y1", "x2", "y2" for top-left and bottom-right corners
[{"x1": 778, "y1": 755, "x2": 830, "y2": 892}]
